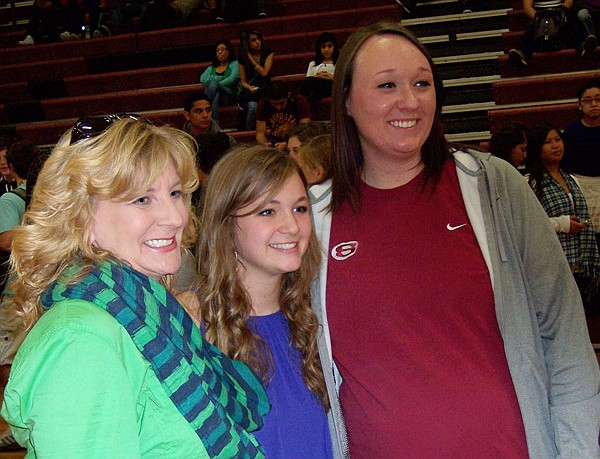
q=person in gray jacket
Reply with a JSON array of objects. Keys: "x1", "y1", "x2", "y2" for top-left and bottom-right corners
[{"x1": 310, "y1": 21, "x2": 600, "y2": 459}]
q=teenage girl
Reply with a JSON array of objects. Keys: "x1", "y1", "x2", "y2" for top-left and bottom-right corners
[
  {"x1": 181, "y1": 145, "x2": 334, "y2": 458},
  {"x1": 300, "y1": 32, "x2": 339, "y2": 108}
]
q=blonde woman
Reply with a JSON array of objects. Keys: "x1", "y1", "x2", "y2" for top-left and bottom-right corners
[{"x1": 1, "y1": 115, "x2": 268, "y2": 458}]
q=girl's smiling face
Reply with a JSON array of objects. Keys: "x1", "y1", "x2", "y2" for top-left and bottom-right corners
[{"x1": 233, "y1": 173, "x2": 312, "y2": 287}]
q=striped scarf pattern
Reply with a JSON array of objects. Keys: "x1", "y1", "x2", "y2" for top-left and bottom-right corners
[
  {"x1": 41, "y1": 261, "x2": 269, "y2": 458},
  {"x1": 539, "y1": 171, "x2": 600, "y2": 280}
]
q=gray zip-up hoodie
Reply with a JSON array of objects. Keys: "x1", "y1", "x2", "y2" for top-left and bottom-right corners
[{"x1": 310, "y1": 149, "x2": 600, "y2": 459}]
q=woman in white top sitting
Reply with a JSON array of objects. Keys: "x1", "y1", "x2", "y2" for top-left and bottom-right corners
[{"x1": 300, "y1": 32, "x2": 339, "y2": 109}]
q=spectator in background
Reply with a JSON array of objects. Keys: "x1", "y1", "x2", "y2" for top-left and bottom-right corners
[
  {"x1": 238, "y1": 29, "x2": 274, "y2": 131},
  {"x1": 508, "y1": 0, "x2": 594, "y2": 67},
  {"x1": 300, "y1": 32, "x2": 339, "y2": 109},
  {"x1": 574, "y1": 0, "x2": 598, "y2": 58},
  {"x1": 201, "y1": 40, "x2": 241, "y2": 121},
  {"x1": 0, "y1": 141, "x2": 38, "y2": 259},
  {"x1": 19, "y1": 0, "x2": 87, "y2": 42},
  {"x1": 0, "y1": 140, "x2": 33, "y2": 434},
  {"x1": 139, "y1": 0, "x2": 181, "y2": 32},
  {"x1": 82, "y1": 0, "x2": 108, "y2": 39},
  {"x1": 182, "y1": 92, "x2": 236, "y2": 175},
  {"x1": 0, "y1": 141, "x2": 35, "y2": 381},
  {"x1": 58, "y1": 0, "x2": 86, "y2": 40},
  {"x1": 526, "y1": 122, "x2": 600, "y2": 311},
  {"x1": 489, "y1": 121, "x2": 529, "y2": 172},
  {"x1": 296, "y1": 134, "x2": 331, "y2": 186},
  {"x1": 0, "y1": 140, "x2": 35, "y2": 455},
  {"x1": 285, "y1": 121, "x2": 330, "y2": 159},
  {"x1": 562, "y1": 79, "x2": 600, "y2": 247},
  {"x1": 18, "y1": 0, "x2": 63, "y2": 44},
  {"x1": 206, "y1": 0, "x2": 222, "y2": 22},
  {"x1": 255, "y1": 82, "x2": 311, "y2": 149},
  {"x1": 111, "y1": 0, "x2": 146, "y2": 34},
  {"x1": 219, "y1": 0, "x2": 266, "y2": 22},
  {"x1": 0, "y1": 136, "x2": 18, "y2": 197}
]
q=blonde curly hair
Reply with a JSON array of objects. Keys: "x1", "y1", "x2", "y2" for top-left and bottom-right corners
[
  {"x1": 10, "y1": 118, "x2": 199, "y2": 332},
  {"x1": 196, "y1": 145, "x2": 329, "y2": 410}
]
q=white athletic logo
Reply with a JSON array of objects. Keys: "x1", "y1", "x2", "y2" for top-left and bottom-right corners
[
  {"x1": 331, "y1": 241, "x2": 358, "y2": 260},
  {"x1": 446, "y1": 223, "x2": 467, "y2": 231}
]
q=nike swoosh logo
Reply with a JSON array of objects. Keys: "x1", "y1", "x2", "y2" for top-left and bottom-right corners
[{"x1": 447, "y1": 223, "x2": 467, "y2": 231}]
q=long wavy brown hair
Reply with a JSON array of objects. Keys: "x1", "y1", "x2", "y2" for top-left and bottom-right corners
[
  {"x1": 196, "y1": 145, "x2": 329, "y2": 410},
  {"x1": 9, "y1": 118, "x2": 199, "y2": 332}
]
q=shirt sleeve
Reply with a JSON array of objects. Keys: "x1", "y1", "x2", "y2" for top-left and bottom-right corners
[
  {"x1": 549, "y1": 215, "x2": 571, "y2": 233},
  {"x1": 305, "y1": 61, "x2": 317, "y2": 77},
  {"x1": 200, "y1": 65, "x2": 213, "y2": 85},
  {"x1": 2, "y1": 324, "x2": 144, "y2": 458},
  {"x1": 219, "y1": 60, "x2": 240, "y2": 88},
  {"x1": 501, "y1": 159, "x2": 600, "y2": 457},
  {"x1": 0, "y1": 195, "x2": 21, "y2": 234}
]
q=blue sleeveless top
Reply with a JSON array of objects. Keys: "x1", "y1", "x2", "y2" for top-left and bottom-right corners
[{"x1": 248, "y1": 310, "x2": 333, "y2": 458}]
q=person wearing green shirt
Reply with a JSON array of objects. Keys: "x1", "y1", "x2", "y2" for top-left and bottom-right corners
[
  {"x1": 200, "y1": 39, "x2": 241, "y2": 120},
  {"x1": 0, "y1": 115, "x2": 269, "y2": 458}
]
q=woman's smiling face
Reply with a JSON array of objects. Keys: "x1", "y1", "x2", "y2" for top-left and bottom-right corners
[
  {"x1": 90, "y1": 162, "x2": 189, "y2": 280},
  {"x1": 346, "y1": 34, "x2": 436, "y2": 170}
]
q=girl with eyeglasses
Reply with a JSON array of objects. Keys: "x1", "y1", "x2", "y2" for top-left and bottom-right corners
[{"x1": 562, "y1": 80, "x2": 600, "y2": 266}]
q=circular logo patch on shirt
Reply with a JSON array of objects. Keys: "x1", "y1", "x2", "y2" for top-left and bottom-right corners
[{"x1": 331, "y1": 241, "x2": 358, "y2": 260}]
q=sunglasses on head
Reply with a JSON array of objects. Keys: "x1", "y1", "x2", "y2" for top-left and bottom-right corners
[{"x1": 70, "y1": 113, "x2": 150, "y2": 145}]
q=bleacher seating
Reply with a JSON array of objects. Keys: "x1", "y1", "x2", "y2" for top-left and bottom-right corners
[
  {"x1": 488, "y1": 1, "x2": 600, "y2": 133},
  {"x1": 495, "y1": 0, "x2": 600, "y2": 359},
  {"x1": 0, "y1": 0, "x2": 517, "y2": 147},
  {"x1": 0, "y1": 0, "x2": 403, "y2": 145}
]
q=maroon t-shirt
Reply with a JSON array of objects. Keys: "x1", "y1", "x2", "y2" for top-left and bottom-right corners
[{"x1": 327, "y1": 159, "x2": 529, "y2": 458}]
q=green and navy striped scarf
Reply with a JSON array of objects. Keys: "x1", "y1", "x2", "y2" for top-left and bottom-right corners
[{"x1": 41, "y1": 260, "x2": 269, "y2": 458}]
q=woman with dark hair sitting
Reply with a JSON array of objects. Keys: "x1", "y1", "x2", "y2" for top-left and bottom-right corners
[
  {"x1": 200, "y1": 39, "x2": 241, "y2": 120},
  {"x1": 237, "y1": 29, "x2": 274, "y2": 131}
]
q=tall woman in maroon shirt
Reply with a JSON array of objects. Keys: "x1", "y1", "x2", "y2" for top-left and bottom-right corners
[{"x1": 311, "y1": 21, "x2": 600, "y2": 459}]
